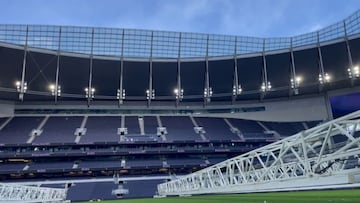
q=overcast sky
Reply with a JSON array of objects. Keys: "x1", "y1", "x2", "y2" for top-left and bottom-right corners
[{"x1": 0, "y1": 0, "x2": 359, "y2": 37}]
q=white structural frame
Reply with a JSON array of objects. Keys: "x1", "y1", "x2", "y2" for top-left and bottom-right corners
[
  {"x1": 0, "y1": 183, "x2": 67, "y2": 202},
  {"x1": 157, "y1": 110, "x2": 360, "y2": 196}
]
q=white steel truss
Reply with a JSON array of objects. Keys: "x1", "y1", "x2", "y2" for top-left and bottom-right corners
[
  {"x1": 0, "y1": 183, "x2": 67, "y2": 202},
  {"x1": 157, "y1": 110, "x2": 360, "y2": 196}
]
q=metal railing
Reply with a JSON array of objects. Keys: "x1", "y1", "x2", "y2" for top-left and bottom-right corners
[{"x1": 0, "y1": 10, "x2": 359, "y2": 59}]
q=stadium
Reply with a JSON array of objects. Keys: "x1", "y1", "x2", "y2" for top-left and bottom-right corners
[{"x1": 0, "y1": 5, "x2": 360, "y2": 203}]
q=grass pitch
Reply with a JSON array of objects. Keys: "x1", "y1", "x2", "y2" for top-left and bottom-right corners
[{"x1": 78, "y1": 189, "x2": 360, "y2": 203}]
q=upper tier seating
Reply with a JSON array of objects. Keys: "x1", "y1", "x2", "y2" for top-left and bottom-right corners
[
  {"x1": 125, "y1": 116, "x2": 140, "y2": 134},
  {"x1": 0, "y1": 115, "x2": 321, "y2": 144},
  {"x1": 0, "y1": 117, "x2": 43, "y2": 144},
  {"x1": 195, "y1": 117, "x2": 239, "y2": 140},
  {"x1": 80, "y1": 116, "x2": 120, "y2": 144},
  {"x1": 226, "y1": 118, "x2": 264, "y2": 133},
  {"x1": 261, "y1": 121, "x2": 306, "y2": 136},
  {"x1": 33, "y1": 116, "x2": 83, "y2": 144},
  {"x1": 144, "y1": 116, "x2": 158, "y2": 134},
  {"x1": 161, "y1": 116, "x2": 201, "y2": 141}
]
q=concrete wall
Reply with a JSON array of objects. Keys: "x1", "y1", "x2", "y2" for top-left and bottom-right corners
[
  {"x1": 0, "y1": 101, "x2": 14, "y2": 117},
  {"x1": 199, "y1": 96, "x2": 330, "y2": 122}
]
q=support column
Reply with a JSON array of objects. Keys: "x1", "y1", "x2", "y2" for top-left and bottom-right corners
[
  {"x1": 317, "y1": 31, "x2": 325, "y2": 88},
  {"x1": 176, "y1": 33, "x2": 182, "y2": 106},
  {"x1": 87, "y1": 28, "x2": 95, "y2": 107},
  {"x1": 232, "y1": 37, "x2": 239, "y2": 103},
  {"x1": 344, "y1": 20, "x2": 355, "y2": 85},
  {"x1": 147, "y1": 31, "x2": 154, "y2": 107},
  {"x1": 19, "y1": 25, "x2": 29, "y2": 101},
  {"x1": 204, "y1": 35, "x2": 211, "y2": 105},
  {"x1": 118, "y1": 29, "x2": 125, "y2": 106},
  {"x1": 324, "y1": 92, "x2": 334, "y2": 120},
  {"x1": 54, "y1": 27, "x2": 62, "y2": 104},
  {"x1": 260, "y1": 39, "x2": 268, "y2": 100},
  {"x1": 290, "y1": 37, "x2": 298, "y2": 95}
]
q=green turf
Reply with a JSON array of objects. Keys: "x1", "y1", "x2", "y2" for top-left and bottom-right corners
[{"x1": 77, "y1": 189, "x2": 360, "y2": 203}]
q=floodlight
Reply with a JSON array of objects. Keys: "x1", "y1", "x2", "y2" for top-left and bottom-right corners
[
  {"x1": 174, "y1": 88, "x2": 184, "y2": 100},
  {"x1": 233, "y1": 85, "x2": 242, "y2": 95},
  {"x1": 146, "y1": 89, "x2": 155, "y2": 100},
  {"x1": 324, "y1": 73, "x2": 331, "y2": 82},
  {"x1": 85, "y1": 87, "x2": 95, "y2": 98},
  {"x1": 204, "y1": 87, "x2": 213, "y2": 98},
  {"x1": 319, "y1": 73, "x2": 331, "y2": 84},
  {"x1": 49, "y1": 84, "x2": 61, "y2": 96},
  {"x1": 49, "y1": 84, "x2": 55, "y2": 91}
]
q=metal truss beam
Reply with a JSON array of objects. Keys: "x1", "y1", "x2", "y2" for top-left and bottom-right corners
[
  {"x1": 158, "y1": 110, "x2": 360, "y2": 196},
  {"x1": 0, "y1": 183, "x2": 67, "y2": 202}
]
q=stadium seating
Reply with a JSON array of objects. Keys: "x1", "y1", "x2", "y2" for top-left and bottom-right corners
[
  {"x1": 144, "y1": 116, "x2": 158, "y2": 134},
  {"x1": 195, "y1": 117, "x2": 240, "y2": 140},
  {"x1": 33, "y1": 116, "x2": 83, "y2": 144},
  {"x1": 0, "y1": 163, "x2": 25, "y2": 173},
  {"x1": 125, "y1": 116, "x2": 141, "y2": 134},
  {"x1": 0, "y1": 117, "x2": 43, "y2": 144},
  {"x1": 226, "y1": 118, "x2": 264, "y2": 134},
  {"x1": 80, "y1": 116, "x2": 120, "y2": 144},
  {"x1": 126, "y1": 159, "x2": 163, "y2": 168},
  {"x1": 28, "y1": 162, "x2": 74, "y2": 171},
  {"x1": 0, "y1": 116, "x2": 321, "y2": 144},
  {"x1": 261, "y1": 121, "x2": 306, "y2": 136},
  {"x1": 160, "y1": 116, "x2": 202, "y2": 141}
]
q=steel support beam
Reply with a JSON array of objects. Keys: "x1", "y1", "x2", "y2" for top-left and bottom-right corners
[
  {"x1": 260, "y1": 39, "x2": 268, "y2": 99},
  {"x1": 147, "y1": 31, "x2": 154, "y2": 107},
  {"x1": 232, "y1": 37, "x2": 239, "y2": 103},
  {"x1": 19, "y1": 26, "x2": 29, "y2": 101},
  {"x1": 176, "y1": 33, "x2": 182, "y2": 106},
  {"x1": 0, "y1": 183, "x2": 67, "y2": 202},
  {"x1": 54, "y1": 27, "x2": 62, "y2": 105},
  {"x1": 158, "y1": 110, "x2": 360, "y2": 196},
  {"x1": 317, "y1": 31, "x2": 325, "y2": 88},
  {"x1": 87, "y1": 28, "x2": 95, "y2": 107},
  {"x1": 118, "y1": 29, "x2": 125, "y2": 106},
  {"x1": 290, "y1": 37, "x2": 298, "y2": 95},
  {"x1": 344, "y1": 20, "x2": 355, "y2": 85},
  {"x1": 204, "y1": 35, "x2": 210, "y2": 105}
]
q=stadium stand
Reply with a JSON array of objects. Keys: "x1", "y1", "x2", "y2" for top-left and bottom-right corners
[
  {"x1": 33, "y1": 116, "x2": 83, "y2": 144},
  {"x1": 160, "y1": 116, "x2": 203, "y2": 141},
  {"x1": 195, "y1": 117, "x2": 240, "y2": 140},
  {"x1": 0, "y1": 9, "x2": 359, "y2": 201},
  {"x1": 0, "y1": 117, "x2": 43, "y2": 144},
  {"x1": 80, "y1": 116, "x2": 120, "y2": 144}
]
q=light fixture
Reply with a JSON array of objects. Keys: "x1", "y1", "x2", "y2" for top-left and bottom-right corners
[
  {"x1": 146, "y1": 89, "x2": 155, "y2": 100},
  {"x1": 174, "y1": 88, "x2": 184, "y2": 100},
  {"x1": 85, "y1": 87, "x2": 95, "y2": 98},
  {"x1": 291, "y1": 76, "x2": 302, "y2": 89},
  {"x1": 319, "y1": 73, "x2": 331, "y2": 84},
  {"x1": 355, "y1": 66, "x2": 360, "y2": 77},
  {"x1": 324, "y1": 73, "x2": 331, "y2": 82},
  {"x1": 49, "y1": 84, "x2": 61, "y2": 96},
  {"x1": 348, "y1": 66, "x2": 359, "y2": 78},
  {"x1": 232, "y1": 84, "x2": 242, "y2": 96},
  {"x1": 204, "y1": 87, "x2": 213, "y2": 98},
  {"x1": 15, "y1": 80, "x2": 27, "y2": 93},
  {"x1": 260, "y1": 81, "x2": 271, "y2": 92},
  {"x1": 117, "y1": 89, "x2": 126, "y2": 100},
  {"x1": 15, "y1": 81, "x2": 21, "y2": 92}
]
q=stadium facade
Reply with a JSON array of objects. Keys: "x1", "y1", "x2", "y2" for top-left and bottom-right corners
[{"x1": 0, "y1": 9, "x2": 359, "y2": 202}]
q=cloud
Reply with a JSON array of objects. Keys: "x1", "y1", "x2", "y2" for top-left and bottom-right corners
[{"x1": 0, "y1": 0, "x2": 360, "y2": 38}]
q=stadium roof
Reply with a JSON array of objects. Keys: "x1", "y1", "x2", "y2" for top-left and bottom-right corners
[{"x1": 0, "y1": 10, "x2": 359, "y2": 59}]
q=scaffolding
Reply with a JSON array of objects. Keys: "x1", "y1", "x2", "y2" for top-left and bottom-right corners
[
  {"x1": 157, "y1": 110, "x2": 360, "y2": 196},
  {"x1": 0, "y1": 183, "x2": 67, "y2": 202}
]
